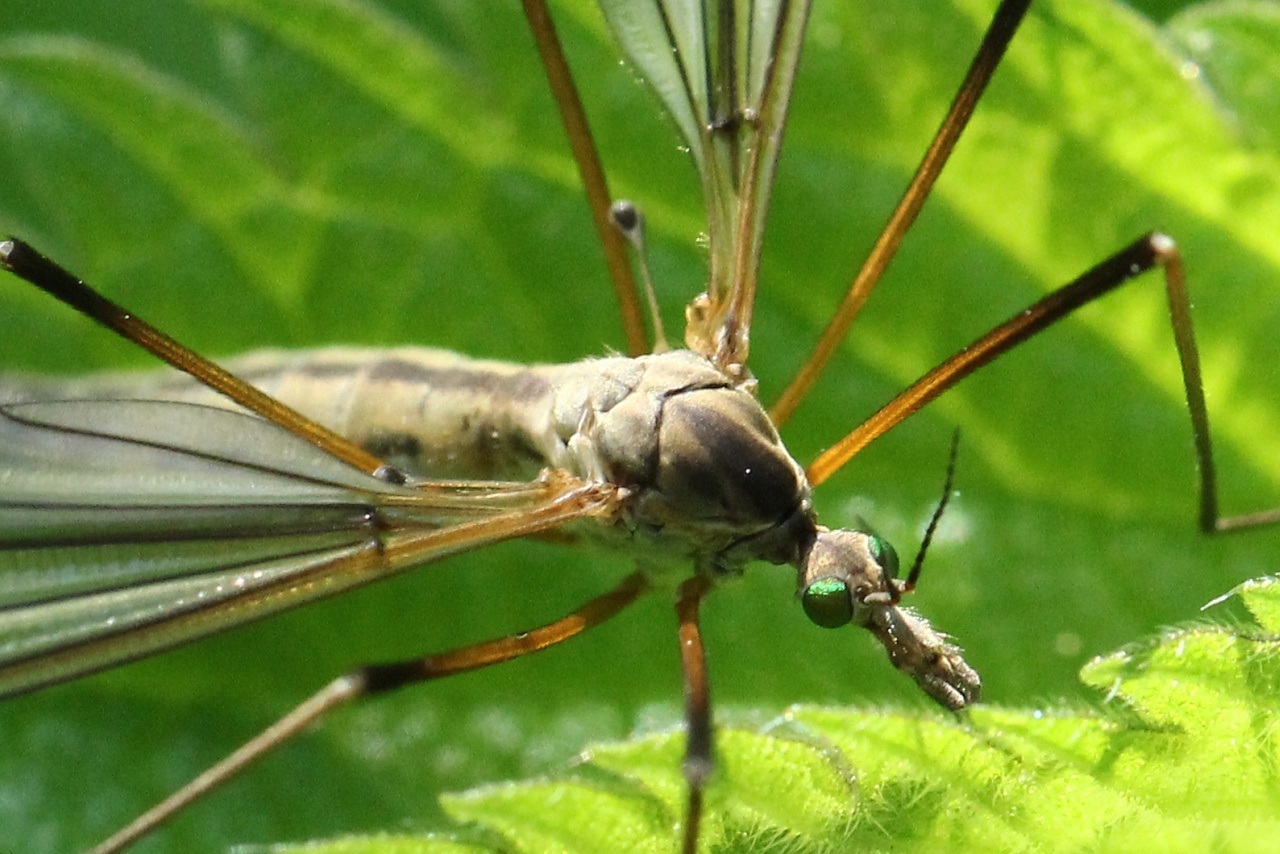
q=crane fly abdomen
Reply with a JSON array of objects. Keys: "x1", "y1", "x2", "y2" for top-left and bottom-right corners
[{"x1": 5, "y1": 346, "x2": 563, "y2": 481}]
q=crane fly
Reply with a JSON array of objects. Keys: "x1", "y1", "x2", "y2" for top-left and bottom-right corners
[{"x1": 2, "y1": 0, "x2": 1279, "y2": 852}]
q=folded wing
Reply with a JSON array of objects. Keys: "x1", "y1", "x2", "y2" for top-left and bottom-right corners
[{"x1": 0, "y1": 400, "x2": 616, "y2": 696}]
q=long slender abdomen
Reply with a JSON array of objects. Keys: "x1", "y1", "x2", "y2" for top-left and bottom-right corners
[{"x1": 2, "y1": 347, "x2": 571, "y2": 481}]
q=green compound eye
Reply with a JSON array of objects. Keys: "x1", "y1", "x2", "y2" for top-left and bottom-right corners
[
  {"x1": 800, "y1": 577, "x2": 853, "y2": 629},
  {"x1": 867, "y1": 535, "x2": 900, "y2": 579}
]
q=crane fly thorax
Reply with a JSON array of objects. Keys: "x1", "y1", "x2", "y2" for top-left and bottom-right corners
[{"x1": 553, "y1": 349, "x2": 815, "y2": 572}]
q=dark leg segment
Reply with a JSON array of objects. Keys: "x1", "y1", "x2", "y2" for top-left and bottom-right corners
[
  {"x1": 1155, "y1": 238, "x2": 1280, "y2": 532},
  {"x1": 806, "y1": 233, "x2": 1280, "y2": 536},
  {"x1": 87, "y1": 572, "x2": 648, "y2": 854},
  {"x1": 770, "y1": 0, "x2": 1033, "y2": 425},
  {"x1": 520, "y1": 0, "x2": 647, "y2": 357},
  {"x1": 0, "y1": 238, "x2": 395, "y2": 480},
  {"x1": 675, "y1": 576, "x2": 713, "y2": 854}
]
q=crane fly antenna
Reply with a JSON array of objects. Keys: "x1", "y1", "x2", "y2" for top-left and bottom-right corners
[
  {"x1": 522, "y1": 0, "x2": 648, "y2": 357},
  {"x1": 770, "y1": 0, "x2": 1031, "y2": 426},
  {"x1": 900, "y1": 429, "x2": 962, "y2": 599}
]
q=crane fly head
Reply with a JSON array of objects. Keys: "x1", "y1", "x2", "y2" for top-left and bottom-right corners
[{"x1": 797, "y1": 528, "x2": 980, "y2": 711}]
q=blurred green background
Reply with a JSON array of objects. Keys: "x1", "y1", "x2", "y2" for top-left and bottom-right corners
[{"x1": 0, "y1": 0, "x2": 1278, "y2": 851}]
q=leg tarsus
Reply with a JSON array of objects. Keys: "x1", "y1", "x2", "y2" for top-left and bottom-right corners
[
  {"x1": 675, "y1": 576, "x2": 714, "y2": 854},
  {"x1": 89, "y1": 572, "x2": 647, "y2": 854},
  {"x1": 806, "y1": 231, "x2": 1279, "y2": 537},
  {"x1": 1149, "y1": 233, "x2": 1280, "y2": 535}
]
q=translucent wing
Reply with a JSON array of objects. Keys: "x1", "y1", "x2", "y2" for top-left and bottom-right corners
[
  {"x1": 0, "y1": 400, "x2": 617, "y2": 697},
  {"x1": 599, "y1": 0, "x2": 812, "y2": 374}
]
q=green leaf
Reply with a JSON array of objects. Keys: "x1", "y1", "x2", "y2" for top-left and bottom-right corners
[
  {"x1": 1168, "y1": 1, "x2": 1280, "y2": 151},
  {"x1": 1, "y1": 0, "x2": 1279, "y2": 852},
  {"x1": 284, "y1": 575, "x2": 1280, "y2": 853}
]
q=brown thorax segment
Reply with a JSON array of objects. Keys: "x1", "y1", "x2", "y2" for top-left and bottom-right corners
[{"x1": 551, "y1": 349, "x2": 811, "y2": 573}]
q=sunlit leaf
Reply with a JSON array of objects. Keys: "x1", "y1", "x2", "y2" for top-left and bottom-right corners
[{"x1": 1, "y1": 0, "x2": 1278, "y2": 851}]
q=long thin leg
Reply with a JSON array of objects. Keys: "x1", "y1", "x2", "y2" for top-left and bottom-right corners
[
  {"x1": 1161, "y1": 240, "x2": 1280, "y2": 532},
  {"x1": 769, "y1": 0, "x2": 1032, "y2": 426},
  {"x1": 805, "y1": 233, "x2": 1280, "y2": 534},
  {"x1": 0, "y1": 238, "x2": 395, "y2": 480},
  {"x1": 521, "y1": 0, "x2": 649, "y2": 357},
  {"x1": 87, "y1": 572, "x2": 649, "y2": 854},
  {"x1": 675, "y1": 576, "x2": 713, "y2": 854}
]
